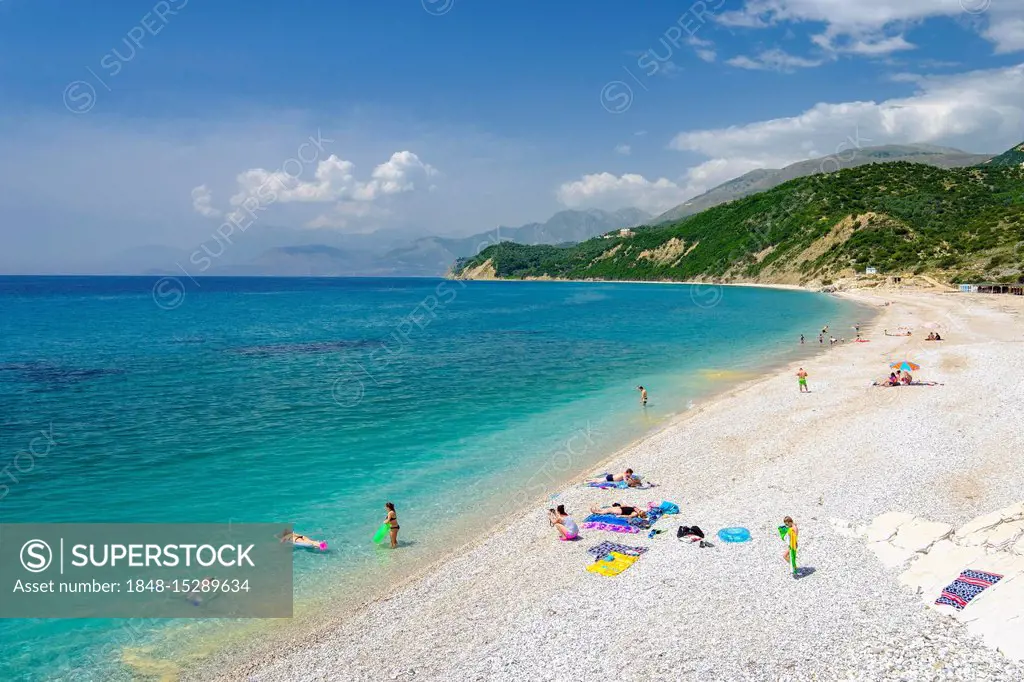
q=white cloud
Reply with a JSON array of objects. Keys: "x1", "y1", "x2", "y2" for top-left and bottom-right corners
[
  {"x1": 813, "y1": 33, "x2": 916, "y2": 56},
  {"x1": 614, "y1": 144, "x2": 632, "y2": 156},
  {"x1": 719, "y1": 0, "x2": 1024, "y2": 55},
  {"x1": 669, "y1": 63, "x2": 1024, "y2": 195},
  {"x1": 556, "y1": 173, "x2": 690, "y2": 214},
  {"x1": 687, "y1": 36, "x2": 717, "y2": 63},
  {"x1": 190, "y1": 184, "x2": 221, "y2": 217},
  {"x1": 195, "y1": 151, "x2": 437, "y2": 227},
  {"x1": 727, "y1": 48, "x2": 825, "y2": 72},
  {"x1": 561, "y1": 64, "x2": 1024, "y2": 216}
]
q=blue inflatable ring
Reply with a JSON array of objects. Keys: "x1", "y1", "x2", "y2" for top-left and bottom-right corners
[{"x1": 718, "y1": 527, "x2": 751, "y2": 543}]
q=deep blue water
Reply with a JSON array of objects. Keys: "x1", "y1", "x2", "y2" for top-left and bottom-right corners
[{"x1": 0, "y1": 276, "x2": 862, "y2": 680}]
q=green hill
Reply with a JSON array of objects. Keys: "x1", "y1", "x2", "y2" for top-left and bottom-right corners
[
  {"x1": 452, "y1": 158, "x2": 1024, "y2": 286},
  {"x1": 980, "y1": 142, "x2": 1024, "y2": 169}
]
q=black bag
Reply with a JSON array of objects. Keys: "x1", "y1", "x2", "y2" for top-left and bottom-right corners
[{"x1": 677, "y1": 525, "x2": 705, "y2": 539}]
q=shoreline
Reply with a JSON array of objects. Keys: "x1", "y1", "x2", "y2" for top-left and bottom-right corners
[
  {"x1": 199, "y1": 286, "x2": 1024, "y2": 681},
  {"x1": 174, "y1": 287, "x2": 876, "y2": 680}
]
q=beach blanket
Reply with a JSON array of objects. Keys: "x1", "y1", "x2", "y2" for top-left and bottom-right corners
[
  {"x1": 584, "y1": 514, "x2": 633, "y2": 526},
  {"x1": 587, "y1": 541, "x2": 648, "y2": 558},
  {"x1": 582, "y1": 521, "x2": 640, "y2": 534},
  {"x1": 629, "y1": 508, "x2": 665, "y2": 529},
  {"x1": 586, "y1": 551, "x2": 638, "y2": 577},
  {"x1": 586, "y1": 480, "x2": 629, "y2": 489},
  {"x1": 935, "y1": 569, "x2": 1003, "y2": 611}
]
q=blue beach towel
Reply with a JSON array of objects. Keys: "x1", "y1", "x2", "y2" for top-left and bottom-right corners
[{"x1": 584, "y1": 514, "x2": 633, "y2": 526}]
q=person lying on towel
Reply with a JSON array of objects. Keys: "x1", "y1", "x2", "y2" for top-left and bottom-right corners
[{"x1": 589, "y1": 503, "x2": 647, "y2": 519}]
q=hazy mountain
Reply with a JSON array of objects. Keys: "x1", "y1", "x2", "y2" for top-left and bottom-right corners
[
  {"x1": 376, "y1": 207, "x2": 652, "y2": 276},
  {"x1": 654, "y1": 144, "x2": 995, "y2": 224}
]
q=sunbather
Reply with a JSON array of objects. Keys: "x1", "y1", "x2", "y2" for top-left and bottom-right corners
[
  {"x1": 548, "y1": 504, "x2": 579, "y2": 540},
  {"x1": 589, "y1": 503, "x2": 647, "y2": 519},
  {"x1": 590, "y1": 468, "x2": 634, "y2": 484}
]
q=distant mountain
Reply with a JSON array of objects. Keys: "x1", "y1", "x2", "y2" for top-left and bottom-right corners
[
  {"x1": 979, "y1": 141, "x2": 1024, "y2": 168},
  {"x1": 376, "y1": 208, "x2": 651, "y2": 276},
  {"x1": 222, "y1": 244, "x2": 378, "y2": 277},
  {"x1": 453, "y1": 161, "x2": 1024, "y2": 286},
  {"x1": 654, "y1": 144, "x2": 994, "y2": 224}
]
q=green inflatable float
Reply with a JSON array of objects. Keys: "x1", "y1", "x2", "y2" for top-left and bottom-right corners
[{"x1": 372, "y1": 522, "x2": 390, "y2": 544}]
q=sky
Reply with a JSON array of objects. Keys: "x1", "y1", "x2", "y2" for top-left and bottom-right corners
[{"x1": 0, "y1": 0, "x2": 1023, "y2": 272}]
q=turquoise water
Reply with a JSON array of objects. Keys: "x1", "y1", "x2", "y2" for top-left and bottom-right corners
[{"x1": 0, "y1": 276, "x2": 862, "y2": 680}]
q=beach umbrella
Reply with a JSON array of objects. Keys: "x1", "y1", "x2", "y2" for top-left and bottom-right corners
[{"x1": 890, "y1": 361, "x2": 921, "y2": 371}]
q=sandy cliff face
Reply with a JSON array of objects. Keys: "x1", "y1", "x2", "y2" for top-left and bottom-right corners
[{"x1": 449, "y1": 258, "x2": 497, "y2": 280}]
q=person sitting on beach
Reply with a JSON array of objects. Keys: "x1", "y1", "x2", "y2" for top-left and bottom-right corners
[
  {"x1": 548, "y1": 504, "x2": 579, "y2": 540},
  {"x1": 590, "y1": 503, "x2": 647, "y2": 519},
  {"x1": 934, "y1": 333, "x2": 942, "y2": 341},
  {"x1": 901, "y1": 371, "x2": 913, "y2": 385}
]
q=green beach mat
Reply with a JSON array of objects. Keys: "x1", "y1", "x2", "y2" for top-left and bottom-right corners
[{"x1": 372, "y1": 523, "x2": 390, "y2": 543}]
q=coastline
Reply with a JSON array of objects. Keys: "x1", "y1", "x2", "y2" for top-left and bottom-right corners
[
  {"x1": 172, "y1": 285, "x2": 873, "y2": 681},
  {"x1": 188, "y1": 286, "x2": 1024, "y2": 682}
]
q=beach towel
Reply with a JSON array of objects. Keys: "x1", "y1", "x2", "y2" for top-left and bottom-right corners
[
  {"x1": 584, "y1": 514, "x2": 633, "y2": 526},
  {"x1": 630, "y1": 508, "x2": 665, "y2": 529},
  {"x1": 587, "y1": 541, "x2": 648, "y2": 558},
  {"x1": 586, "y1": 551, "x2": 638, "y2": 577},
  {"x1": 935, "y1": 569, "x2": 1003, "y2": 611},
  {"x1": 586, "y1": 480, "x2": 629, "y2": 489},
  {"x1": 582, "y1": 521, "x2": 640, "y2": 534}
]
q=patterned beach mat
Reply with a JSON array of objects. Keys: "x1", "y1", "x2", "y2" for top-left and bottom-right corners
[
  {"x1": 935, "y1": 569, "x2": 1003, "y2": 611},
  {"x1": 586, "y1": 541, "x2": 648, "y2": 558}
]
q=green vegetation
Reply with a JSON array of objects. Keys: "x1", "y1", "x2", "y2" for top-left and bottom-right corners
[
  {"x1": 981, "y1": 142, "x2": 1024, "y2": 169},
  {"x1": 454, "y1": 156, "x2": 1024, "y2": 285}
]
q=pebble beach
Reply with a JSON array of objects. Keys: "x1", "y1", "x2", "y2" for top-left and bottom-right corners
[{"x1": 190, "y1": 288, "x2": 1024, "y2": 682}]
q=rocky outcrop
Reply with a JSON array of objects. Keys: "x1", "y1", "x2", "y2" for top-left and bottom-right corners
[{"x1": 838, "y1": 502, "x2": 1024, "y2": 662}]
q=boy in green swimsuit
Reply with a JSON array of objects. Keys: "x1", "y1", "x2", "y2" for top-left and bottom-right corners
[{"x1": 796, "y1": 368, "x2": 808, "y2": 393}]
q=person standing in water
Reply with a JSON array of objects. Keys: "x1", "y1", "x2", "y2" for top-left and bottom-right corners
[
  {"x1": 781, "y1": 516, "x2": 799, "y2": 577},
  {"x1": 384, "y1": 502, "x2": 399, "y2": 549},
  {"x1": 800, "y1": 334, "x2": 805, "y2": 344},
  {"x1": 796, "y1": 368, "x2": 809, "y2": 393},
  {"x1": 636, "y1": 385, "x2": 647, "y2": 406}
]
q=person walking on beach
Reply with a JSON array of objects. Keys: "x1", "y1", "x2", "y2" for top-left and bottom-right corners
[
  {"x1": 780, "y1": 516, "x2": 799, "y2": 577},
  {"x1": 636, "y1": 385, "x2": 647, "y2": 406},
  {"x1": 796, "y1": 368, "x2": 809, "y2": 393},
  {"x1": 384, "y1": 502, "x2": 399, "y2": 549}
]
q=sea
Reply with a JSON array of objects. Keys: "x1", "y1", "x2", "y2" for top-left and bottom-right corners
[{"x1": 0, "y1": 276, "x2": 865, "y2": 680}]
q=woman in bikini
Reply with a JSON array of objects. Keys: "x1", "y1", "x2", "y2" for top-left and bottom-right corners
[
  {"x1": 589, "y1": 503, "x2": 647, "y2": 519},
  {"x1": 384, "y1": 502, "x2": 399, "y2": 549}
]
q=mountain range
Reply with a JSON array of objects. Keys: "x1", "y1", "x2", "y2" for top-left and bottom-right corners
[
  {"x1": 653, "y1": 144, "x2": 993, "y2": 224},
  {"x1": 96, "y1": 143, "x2": 1000, "y2": 277},
  {"x1": 452, "y1": 141, "x2": 1024, "y2": 287}
]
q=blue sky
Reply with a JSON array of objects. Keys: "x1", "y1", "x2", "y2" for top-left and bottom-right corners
[{"x1": 0, "y1": 0, "x2": 1022, "y2": 272}]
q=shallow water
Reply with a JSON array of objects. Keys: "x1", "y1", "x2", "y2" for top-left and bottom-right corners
[{"x1": 0, "y1": 276, "x2": 862, "y2": 680}]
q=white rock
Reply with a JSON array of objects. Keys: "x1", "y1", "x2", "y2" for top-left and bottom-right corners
[
  {"x1": 866, "y1": 512, "x2": 917, "y2": 543},
  {"x1": 892, "y1": 519, "x2": 954, "y2": 553},
  {"x1": 869, "y1": 541, "x2": 918, "y2": 568},
  {"x1": 955, "y1": 511, "x2": 1005, "y2": 540},
  {"x1": 1013, "y1": 535, "x2": 1024, "y2": 557},
  {"x1": 995, "y1": 501, "x2": 1024, "y2": 522},
  {"x1": 831, "y1": 517, "x2": 862, "y2": 538},
  {"x1": 899, "y1": 540, "x2": 985, "y2": 601},
  {"x1": 985, "y1": 520, "x2": 1024, "y2": 550}
]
